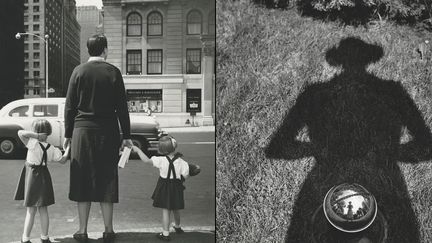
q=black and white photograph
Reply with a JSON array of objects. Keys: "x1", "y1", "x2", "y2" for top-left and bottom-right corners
[
  {"x1": 217, "y1": 0, "x2": 432, "y2": 242},
  {"x1": 0, "y1": 0, "x2": 215, "y2": 242}
]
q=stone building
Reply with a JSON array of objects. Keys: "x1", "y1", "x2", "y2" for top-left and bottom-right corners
[
  {"x1": 23, "y1": 0, "x2": 80, "y2": 98},
  {"x1": 77, "y1": 6, "x2": 104, "y2": 63},
  {"x1": 102, "y1": 0, "x2": 215, "y2": 127}
]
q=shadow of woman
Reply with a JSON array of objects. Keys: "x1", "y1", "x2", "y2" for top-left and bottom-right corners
[{"x1": 265, "y1": 37, "x2": 432, "y2": 243}]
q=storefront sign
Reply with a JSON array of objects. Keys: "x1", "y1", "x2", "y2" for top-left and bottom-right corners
[{"x1": 126, "y1": 89, "x2": 163, "y2": 113}]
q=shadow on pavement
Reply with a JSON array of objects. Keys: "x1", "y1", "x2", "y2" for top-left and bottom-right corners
[{"x1": 53, "y1": 232, "x2": 215, "y2": 243}]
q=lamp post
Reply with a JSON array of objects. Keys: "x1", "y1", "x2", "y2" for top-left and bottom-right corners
[{"x1": 15, "y1": 32, "x2": 49, "y2": 98}]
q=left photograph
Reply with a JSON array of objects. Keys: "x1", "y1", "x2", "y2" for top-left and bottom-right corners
[{"x1": 0, "y1": 0, "x2": 215, "y2": 242}]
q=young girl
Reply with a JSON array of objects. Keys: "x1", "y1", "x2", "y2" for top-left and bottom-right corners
[
  {"x1": 131, "y1": 135, "x2": 200, "y2": 241},
  {"x1": 14, "y1": 119, "x2": 70, "y2": 243}
]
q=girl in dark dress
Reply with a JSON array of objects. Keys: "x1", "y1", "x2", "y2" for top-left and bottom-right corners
[
  {"x1": 132, "y1": 136, "x2": 193, "y2": 241},
  {"x1": 14, "y1": 119, "x2": 70, "y2": 243}
]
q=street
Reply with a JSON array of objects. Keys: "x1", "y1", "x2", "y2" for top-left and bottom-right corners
[{"x1": 0, "y1": 132, "x2": 215, "y2": 242}]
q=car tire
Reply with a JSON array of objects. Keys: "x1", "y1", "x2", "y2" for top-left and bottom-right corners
[{"x1": 0, "y1": 138, "x2": 17, "y2": 159}]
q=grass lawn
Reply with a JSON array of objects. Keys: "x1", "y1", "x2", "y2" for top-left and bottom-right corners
[{"x1": 216, "y1": 1, "x2": 432, "y2": 242}]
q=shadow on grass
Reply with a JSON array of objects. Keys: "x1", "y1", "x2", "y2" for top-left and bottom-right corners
[
  {"x1": 252, "y1": 0, "x2": 290, "y2": 9},
  {"x1": 52, "y1": 231, "x2": 215, "y2": 243},
  {"x1": 265, "y1": 37, "x2": 432, "y2": 243}
]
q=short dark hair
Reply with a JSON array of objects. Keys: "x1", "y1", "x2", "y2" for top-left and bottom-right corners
[
  {"x1": 87, "y1": 34, "x2": 107, "y2": 56},
  {"x1": 158, "y1": 136, "x2": 177, "y2": 155}
]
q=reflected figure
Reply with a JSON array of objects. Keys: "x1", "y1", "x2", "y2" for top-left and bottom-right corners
[
  {"x1": 265, "y1": 37, "x2": 432, "y2": 242},
  {"x1": 347, "y1": 202, "x2": 354, "y2": 219}
]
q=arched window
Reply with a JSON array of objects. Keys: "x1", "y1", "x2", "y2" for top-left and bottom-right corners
[
  {"x1": 147, "y1": 11, "x2": 162, "y2": 36},
  {"x1": 187, "y1": 10, "x2": 202, "y2": 35},
  {"x1": 127, "y1": 12, "x2": 142, "y2": 36},
  {"x1": 208, "y1": 10, "x2": 215, "y2": 35}
]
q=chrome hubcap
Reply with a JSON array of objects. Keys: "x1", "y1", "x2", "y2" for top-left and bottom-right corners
[{"x1": 0, "y1": 140, "x2": 14, "y2": 154}]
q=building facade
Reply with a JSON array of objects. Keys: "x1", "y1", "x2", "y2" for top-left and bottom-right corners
[
  {"x1": 62, "y1": 1, "x2": 81, "y2": 96},
  {"x1": 0, "y1": 0, "x2": 24, "y2": 108},
  {"x1": 102, "y1": 0, "x2": 215, "y2": 127},
  {"x1": 23, "y1": 0, "x2": 80, "y2": 98},
  {"x1": 77, "y1": 6, "x2": 104, "y2": 63}
]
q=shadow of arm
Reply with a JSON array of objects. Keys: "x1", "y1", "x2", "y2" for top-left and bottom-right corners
[
  {"x1": 397, "y1": 86, "x2": 432, "y2": 162},
  {"x1": 265, "y1": 88, "x2": 315, "y2": 160}
]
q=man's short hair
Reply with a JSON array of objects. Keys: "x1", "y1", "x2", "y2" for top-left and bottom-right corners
[{"x1": 87, "y1": 34, "x2": 107, "y2": 56}]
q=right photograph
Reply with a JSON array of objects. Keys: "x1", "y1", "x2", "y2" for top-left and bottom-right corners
[{"x1": 216, "y1": 0, "x2": 432, "y2": 242}]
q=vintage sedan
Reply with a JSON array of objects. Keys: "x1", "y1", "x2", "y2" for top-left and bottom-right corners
[{"x1": 0, "y1": 98, "x2": 165, "y2": 158}]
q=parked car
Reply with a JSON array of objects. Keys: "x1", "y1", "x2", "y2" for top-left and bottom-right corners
[{"x1": 0, "y1": 98, "x2": 166, "y2": 158}]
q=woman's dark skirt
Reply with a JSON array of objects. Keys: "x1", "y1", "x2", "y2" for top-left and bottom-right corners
[
  {"x1": 152, "y1": 177, "x2": 185, "y2": 210},
  {"x1": 14, "y1": 164, "x2": 55, "y2": 207},
  {"x1": 69, "y1": 125, "x2": 120, "y2": 203}
]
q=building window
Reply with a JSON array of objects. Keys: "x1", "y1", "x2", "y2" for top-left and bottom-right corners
[
  {"x1": 24, "y1": 71, "x2": 29, "y2": 78},
  {"x1": 34, "y1": 71, "x2": 40, "y2": 77},
  {"x1": 24, "y1": 44, "x2": 28, "y2": 50},
  {"x1": 34, "y1": 89, "x2": 40, "y2": 95},
  {"x1": 24, "y1": 53, "x2": 29, "y2": 59},
  {"x1": 24, "y1": 25, "x2": 28, "y2": 32},
  {"x1": 33, "y1": 43, "x2": 40, "y2": 50},
  {"x1": 126, "y1": 50, "x2": 142, "y2": 75},
  {"x1": 147, "y1": 11, "x2": 162, "y2": 36},
  {"x1": 34, "y1": 52, "x2": 40, "y2": 59},
  {"x1": 33, "y1": 0, "x2": 39, "y2": 2},
  {"x1": 33, "y1": 6, "x2": 39, "y2": 12},
  {"x1": 24, "y1": 16, "x2": 28, "y2": 22},
  {"x1": 147, "y1": 49, "x2": 162, "y2": 74},
  {"x1": 33, "y1": 15, "x2": 39, "y2": 21},
  {"x1": 33, "y1": 36, "x2": 40, "y2": 41},
  {"x1": 33, "y1": 24, "x2": 39, "y2": 31},
  {"x1": 187, "y1": 10, "x2": 202, "y2": 35},
  {"x1": 186, "y1": 49, "x2": 201, "y2": 74},
  {"x1": 34, "y1": 62, "x2": 40, "y2": 68},
  {"x1": 25, "y1": 62, "x2": 29, "y2": 69},
  {"x1": 25, "y1": 89, "x2": 30, "y2": 95},
  {"x1": 127, "y1": 12, "x2": 142, "y2": 36},
  {"x1": 126, "y1": 89, "x2": 163, "y2": 113},
  {"x1": 209, "y1": 11, "x2": 215, "y2": 35},
  {"x1": 186, "y1": 89, "x2": 201, "y2": 112}
]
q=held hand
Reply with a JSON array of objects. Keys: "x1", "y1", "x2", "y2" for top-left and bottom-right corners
[
  {"x1": 63, "y1": 138, "x2": 71, "y2": 150},
  {"x1": 63, "y1": 145, "x2": 71, "y2": 157},
  {"x1": 121, "y1": 139, "x2": 133, "y2": 150}
]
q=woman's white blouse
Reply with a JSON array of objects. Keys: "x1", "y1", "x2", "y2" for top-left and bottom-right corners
[
  {"x1": 26, "y1": 138, "x2": 63, "y2": 165},
  {"x1": 151, "y1": 156, "x2": 189, "y2": 179}
]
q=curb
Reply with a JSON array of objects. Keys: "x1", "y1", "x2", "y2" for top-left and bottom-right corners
[
  {"x1": 8, "y1": 226, "x2": 215, "y2": 243},
  {"x1": 161, "y1": 126, "x2": 215, "y2": 133}
]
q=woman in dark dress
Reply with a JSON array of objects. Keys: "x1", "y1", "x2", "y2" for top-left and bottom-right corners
[{"x1": 64, "y1": 34, "x2": 133, "y2": 243}]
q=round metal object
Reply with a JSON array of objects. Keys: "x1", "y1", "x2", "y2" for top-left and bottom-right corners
[
  {"x1": 323, "y1": 183, "x2": 378, "y2": 233},
  {"x1": 311, "y1": 204, "x2": 387, "y2": 243},
  {"x1": 0, "y1": 139, "x2": 15, "y2": 155}
]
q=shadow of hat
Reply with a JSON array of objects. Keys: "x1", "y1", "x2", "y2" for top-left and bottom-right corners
[{"x1": 325, "y1": 37, "x2": 384, "y2": 68}]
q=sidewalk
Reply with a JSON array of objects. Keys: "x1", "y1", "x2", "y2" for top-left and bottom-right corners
[
  {"x1": 9, "y1": 226, "x2": 215, "y2": 243},
  {"x1": 161, "y1": 125, "x2": 215, "y2": 133}
]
